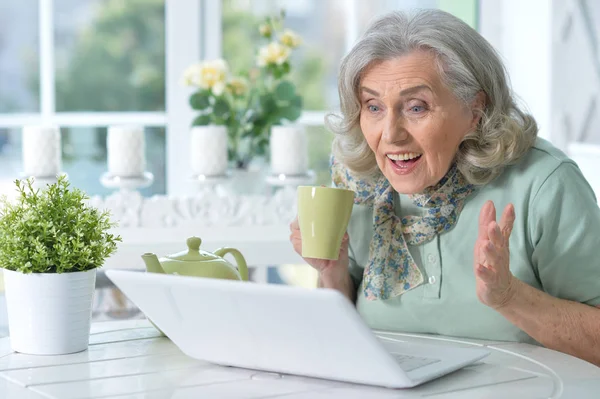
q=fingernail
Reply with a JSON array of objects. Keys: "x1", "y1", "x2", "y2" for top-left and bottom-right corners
[{"x1": 487, "y1": 241, "x2": 494, "y2": 250}]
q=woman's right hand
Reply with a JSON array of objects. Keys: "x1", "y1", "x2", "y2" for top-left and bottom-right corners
[{"x1": 289, "y1": 216, "x2": 350, "y2": 275}]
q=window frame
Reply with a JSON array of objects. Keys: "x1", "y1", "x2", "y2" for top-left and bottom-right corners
[{"x1": 0, "y1": 0, "x2": 488, "y2": 196}]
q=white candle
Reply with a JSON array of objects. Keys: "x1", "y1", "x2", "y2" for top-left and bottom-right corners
[
  {"x1": 107, "y1": 125, "x2": 146, "y2": 176},
  {"x1": 22, "y1": 125, "x2": 61, "y2": 177},
  {"x1": 190, "y1": 125, "x2": 228, "y2": 176},
  {"x1": 269, "y1": 125, "x2": 308, "y2": 175}
]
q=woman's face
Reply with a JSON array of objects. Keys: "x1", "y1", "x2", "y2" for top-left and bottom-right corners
[{"x1": 359, "y1": 51, "x2": 483, "y2": 193}]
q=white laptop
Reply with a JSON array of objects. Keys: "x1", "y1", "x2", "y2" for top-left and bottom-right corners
[{"x1": 105, "y1": 270, "x2": 490, "y2": 389}]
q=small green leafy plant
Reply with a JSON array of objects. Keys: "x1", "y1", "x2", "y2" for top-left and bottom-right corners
[{"x1": 0, "y1": 175, "x2": 122, "y2": 273}]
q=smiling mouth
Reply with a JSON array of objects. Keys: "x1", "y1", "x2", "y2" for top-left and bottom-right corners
[{"x1": 386, "y1": 153, "x2": 422, "y2": 168}]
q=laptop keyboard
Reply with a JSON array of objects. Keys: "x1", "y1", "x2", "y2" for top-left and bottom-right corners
[{"x1": 390, "y1": 353, "x2": 441, "y2": 372}]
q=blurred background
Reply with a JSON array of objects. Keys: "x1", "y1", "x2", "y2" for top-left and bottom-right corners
[
  {"x1": 0, "y1": 0, "x2": 598, "y2": 330},
  {"x1": 0, "y1": 0, "x2": 479, "y2": 197}
]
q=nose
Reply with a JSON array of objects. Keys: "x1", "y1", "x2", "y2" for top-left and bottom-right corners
[{"x1": 382, "y1": 111, "x2": 408, "y2": 143}]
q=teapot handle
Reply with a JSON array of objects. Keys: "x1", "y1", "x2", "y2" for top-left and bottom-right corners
[{"x1": 213, "y1": 247, "x2": 249, "y2": 281}]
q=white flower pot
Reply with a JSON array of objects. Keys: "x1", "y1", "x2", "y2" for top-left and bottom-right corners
[
  {"x1": 4, "y1": 269, "x2": 96, "y2": 355},
  {"x1": 190, "y1": 125, "x2": 228, "y2": 177},
  {"x1": 269, "y1": 125, "x2": 308, "y2": 176}
]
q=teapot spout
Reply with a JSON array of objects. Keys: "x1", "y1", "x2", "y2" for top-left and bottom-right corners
[{"x1": 142, "y1": 253, "x2": 165, "y2": 274}]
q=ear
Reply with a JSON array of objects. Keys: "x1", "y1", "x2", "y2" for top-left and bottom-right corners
[{"x1": 469, "y1": 91, "x2": 487, "y2": 131}]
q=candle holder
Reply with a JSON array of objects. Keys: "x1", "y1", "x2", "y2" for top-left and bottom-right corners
[
  {"x1": 100, "y1": 171, "x2": 154, "y2": 192},
  {"x1": 265, "y1": 170, "x2": 316, "y2": 187},
  {"x1": 190, "y1": 171, "x2": 232, "y2": 196}
]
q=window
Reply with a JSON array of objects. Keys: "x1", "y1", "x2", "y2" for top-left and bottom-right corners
[
  {"x1": 54, "y1": 0, "x2": 165, "y2": 113},
  {"x1": 0, "y1": 129, "x2": 22, "y2": 195},
  {"x1": 0, "y1": 0, "x2": 478, "y2": 199},
  {"x1": 0, "y1": 3, "x2": 39, "y2": 113},
  {"x1": 0, "y1": 0, "x2": 167, "y2": 197}
]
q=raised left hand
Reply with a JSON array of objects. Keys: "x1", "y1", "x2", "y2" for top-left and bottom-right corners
[{"x1": 474, "y1": 200, "x2": 518, "y2": 309}]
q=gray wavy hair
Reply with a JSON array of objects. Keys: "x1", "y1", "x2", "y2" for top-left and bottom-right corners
[{"x1": 327, "y1": 9, "x2": 537, "y2": 185}]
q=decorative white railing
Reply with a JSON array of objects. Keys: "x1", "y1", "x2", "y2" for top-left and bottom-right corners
[{"x1": 90, "y1": 187, "x2": 304, "y2": 272}]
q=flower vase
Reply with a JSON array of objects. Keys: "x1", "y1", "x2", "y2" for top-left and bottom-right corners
[
  {"x1": 4, "y1": 269, "x2": 96, "y2": 355},
  {"x1": 269, "y1": 125, "x2": 308, "y2": 176},
  {"x1": 190, "y1": 125, "x2": 228, "y2": 177}
]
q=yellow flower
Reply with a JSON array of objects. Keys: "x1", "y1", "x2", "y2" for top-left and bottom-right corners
[
  {"x1": 182, "y1": 59, "x2": 228, "y2": 95},
  {"x1": 227, "y1": 77, "x2": 249, "y2": 96},
  {"x1": 259, "y1": 23, "x2": 272, "y2": 38},
  {"x1": 257, "y1": 42, "x2": 291, "y2": 67},
  {"x1": 280, "y1": 29, "x2": 302, "y2": 48}
]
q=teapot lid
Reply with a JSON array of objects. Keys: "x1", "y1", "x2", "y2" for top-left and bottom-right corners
[{"x1": 166, "y1": 237, "x2": 219, "y2": 262}]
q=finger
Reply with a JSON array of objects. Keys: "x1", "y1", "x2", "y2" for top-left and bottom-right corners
[
  {"x1": 478, "y1": 201, "x2": 496, "y2": 240},
  {"x1": 340, "y1": 232, "x2": 349, "y2": 248},
  {"x1": 289, "y1": 231, "x2": 302, "y2": 242},
  {"x1": 473, "y1": 239, "x2": 485, "y2": 265},
  {"x1": 487, "y1": 221, "x2": 503, "y2": 248},
  {"x1": 289, "y1": 217, "x2": 299, "y2": 232},
  {"x1": 498, "y1": 204, "x2": 515, "y2": 245},
  {"x1": 290, "y1": 236, "x2": 302, "y2": 254},
  {"x1": 475, "y1": 263, "x2": 494, "y2": 283},
  {"x1": 476, "y1": 241, "x2": 491, "y2": 268},
  {"x1": 482, "y1": 240, "x2": 501, "y2": 267}
]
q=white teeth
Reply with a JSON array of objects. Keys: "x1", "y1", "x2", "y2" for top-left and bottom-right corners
[{"x1": 386, "y1": 152, "x2": 422, "y2": 161}]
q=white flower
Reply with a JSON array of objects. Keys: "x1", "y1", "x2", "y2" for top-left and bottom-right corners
[
  {"x1": 227, "y1": 77, "x2": 249, "y2": 96},
  {"x1": 182, "y1": 59, "x2": 229, "y2": 95},
  {"x1": 257, "y1": 42, "x2": 291, "y2": 67},
  {"x1": 182, "y1": 64, "x2": 203, "y2": 86},
  {"x1": 259, "y1": 23, "x2": 272, "y2": 37},
  {"x1": 212, "y1": 81, "x2": 226, "y2": 96},
  {"x1": 280, "y1": 29, "x2": 302, "y2": 48}
]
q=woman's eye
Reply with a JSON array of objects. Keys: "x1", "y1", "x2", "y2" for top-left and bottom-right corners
[
  {"x1": 367, "y1": 105, "x2": 380, "y2": 113},
  {"x1": 408, "y1": 105, "x2": 425, "y2": 113}
]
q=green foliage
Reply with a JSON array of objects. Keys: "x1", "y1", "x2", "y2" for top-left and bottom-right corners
[
  {"x1": 0, "y1": 176, "x2": 122, "y2": 273},
  {"x1": 189, "y1": 92, "x2": 211, "y2": 110},
  {"x1": 55, "y1": 0, "x2": 165, "y2": 112},
  {"x1": 274, "y1": 80, "x2": 296, "y2": 101},
  {"x1": 187, "y1": 7, "x2": 312, "y2": 168}
]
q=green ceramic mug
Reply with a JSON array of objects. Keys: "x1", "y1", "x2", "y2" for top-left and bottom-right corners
[{"x1": 297, "y1": 186, "x2": 355, "y2": 260}]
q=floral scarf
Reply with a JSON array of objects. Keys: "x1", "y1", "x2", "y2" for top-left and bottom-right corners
[{"x1": 331, "y1": 157, "x2": 475, "y2": 300}]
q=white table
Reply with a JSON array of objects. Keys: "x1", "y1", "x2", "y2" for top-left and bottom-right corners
[{"x1": 0, "y1": 320, "x2": 598, "y2": 399}]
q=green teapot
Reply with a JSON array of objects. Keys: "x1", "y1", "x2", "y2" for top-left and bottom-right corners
[{"x1": 141, "y1": 237, "x2": 248, "y2": 281}]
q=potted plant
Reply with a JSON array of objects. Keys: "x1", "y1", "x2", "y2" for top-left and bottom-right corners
[
  {"x1": 183, "y1": 9, "x2": 304, "y2": 176},
  {"x1": 0, "y1": 175, "x2": 121, "y2": 355},
  {"x1": 182, "y1": 59, "x2": 237, "y2": 177}
]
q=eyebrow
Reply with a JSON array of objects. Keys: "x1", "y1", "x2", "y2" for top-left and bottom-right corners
[{"x1": 360, "y1": 84, "x2": 432, "y2": 97}]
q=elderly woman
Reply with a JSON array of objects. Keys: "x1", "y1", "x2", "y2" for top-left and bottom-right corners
[{"x1": 290, "y1": 9, "x2": 600, "y2": 366}]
